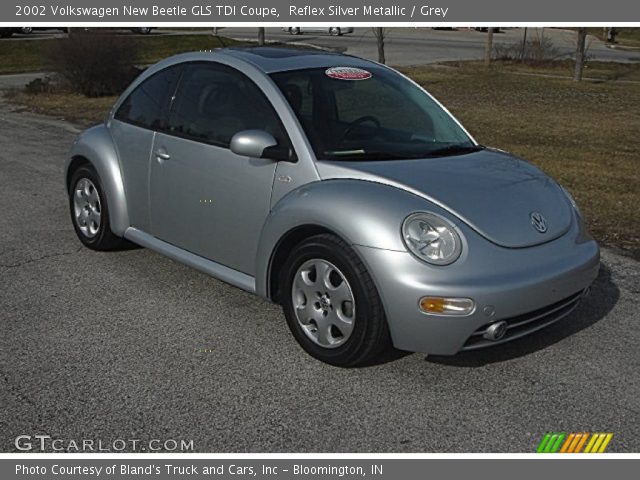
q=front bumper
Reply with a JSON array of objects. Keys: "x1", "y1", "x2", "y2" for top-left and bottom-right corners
[{"x1": 355, "y1": 222, "x2": 600, "y2": 355}]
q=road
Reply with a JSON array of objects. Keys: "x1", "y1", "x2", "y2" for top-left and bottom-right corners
[
  {"x1": 4, "y1": 27, "x2": 640, "y2": 65},
  {"x1": 223, "y1": 27, "x2": 640, "y2": 65},
  {"x1": 0, "y1": 93, "x2": 639, "y2": 452}
]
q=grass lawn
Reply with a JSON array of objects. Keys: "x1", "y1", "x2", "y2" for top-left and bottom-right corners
[
  {"x1": 615, "y1": 28, "x2": 640, "y2": 48},
  {"x1": 0, "y1": 33, "x2": 246, "y2": 74},
  {"x1": 5, "y1": 60, "x2": 640, "y2": 257},
  {"x1": 486, "y1": 59, "x2": 640, "y2": 83},
  {"x1": 583, "y1": 27, "x2": 640, "y2": 48},
  {"x1": 6, "y1": 90, "x2": 116, "y2": 124}
]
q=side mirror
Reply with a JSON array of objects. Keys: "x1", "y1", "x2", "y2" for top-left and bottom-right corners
[{"x1": 230, "y1": 130, "x2": 278, "y2": 159}]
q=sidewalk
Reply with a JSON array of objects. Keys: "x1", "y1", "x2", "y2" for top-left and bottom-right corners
[{"x1": 0, "y1": 71, "x2": 49, "y2": 89}]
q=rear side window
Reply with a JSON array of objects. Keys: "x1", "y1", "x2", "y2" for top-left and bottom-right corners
[
  {"x1": 114, "y1": 66, "x2": 181, "y2": 130},
  {"x1": 167, "y1": 63, "x2": 288, "y2": 149}
]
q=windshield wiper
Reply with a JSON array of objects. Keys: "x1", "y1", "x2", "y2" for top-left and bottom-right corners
[
  {"x1": 423, "y1": 144, "x2": 485, "y2": 157},
  {"x1": 323, "y1": 150, "x2": 411, "y2": 161},
  {"x1": 323, "y1": 145, "x2": 485, "y2": 161}
]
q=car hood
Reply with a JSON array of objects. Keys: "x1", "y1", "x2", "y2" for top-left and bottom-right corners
[{"x1": 315, "y1": 149, "x2": 573, "y2": 248}]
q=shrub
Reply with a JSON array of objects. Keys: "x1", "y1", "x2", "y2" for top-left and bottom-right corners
[
  {"x1": 24, "y1": 76, "x2": 56, "y2": 95},
  {"x1": 46, "y1": 32, "x2": 140, "y2": 97},
  {"x1": 494, "y1": 37, "x2": 563, "y2": 64}
]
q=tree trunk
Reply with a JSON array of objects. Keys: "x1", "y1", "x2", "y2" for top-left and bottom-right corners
[
  {"x1": 574, "y1": 28, "x2": 587, "y2": 82},
  {"x1": 521, "y1": 27, "x2": 528, "y2": 61},
  {"x1": 258, "y1": 28, "x2": 265, "y2": 46},
  {"x1": 375, "y1": 27, "x2": 386, "y2": 64},
  {"x1": 484, "y1": 29, "x2": 494, "y2": 66}
]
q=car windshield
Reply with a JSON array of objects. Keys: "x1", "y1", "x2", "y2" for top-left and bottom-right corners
[{"x1": 270, "y1": 66, "x2": 478, "y2": 161}]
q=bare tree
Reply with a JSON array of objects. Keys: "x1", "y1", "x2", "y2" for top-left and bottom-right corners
[
  {"x1": 258, "y1": 27, "x2": 265, "y2": 46},
  {"x1": 484, "y1": 28, "x2": 494, "y2": 66},
  {"x1": 373, "y1": 27, "x2": 387, "y2": 64},
  {"x1": 574, "y1": 27, "x2": 587, "y2": 81},
  {"x1": 520, "y1": 27, "x2": 528, "y2": 61}
]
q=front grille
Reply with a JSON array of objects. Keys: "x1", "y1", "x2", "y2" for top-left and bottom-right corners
[{"x1": 462, "y1": 289, "x2": 586, "y2": 350}]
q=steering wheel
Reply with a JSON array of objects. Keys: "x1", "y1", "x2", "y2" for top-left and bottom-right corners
[{"x1": 340, "y1": 116, "x2": 381, "y2": 143}]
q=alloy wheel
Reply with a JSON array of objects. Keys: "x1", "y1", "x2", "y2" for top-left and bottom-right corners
[
  {"x1": 73, "y1": 178, "x2": 102, "y2": 238},
  {"x1": 291, "y1": 259, "x2": 355, "y2": 348}
]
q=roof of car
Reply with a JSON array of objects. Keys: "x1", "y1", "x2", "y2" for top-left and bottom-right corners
[{"x1": 219, "y1": 47, "x2": 378, "y2": 73}]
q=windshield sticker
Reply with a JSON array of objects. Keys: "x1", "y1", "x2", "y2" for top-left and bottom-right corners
[{"x1": 325, "y1": 67, "x2": 372, "y2": 80}]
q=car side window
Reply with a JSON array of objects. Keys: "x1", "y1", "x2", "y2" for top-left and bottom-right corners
[
  {"x1": 167, "y1": 63, "x2": 289, "y2": 149},
  {"x1": 114, "y1": 66, "x2": 181, "y2": 130}
]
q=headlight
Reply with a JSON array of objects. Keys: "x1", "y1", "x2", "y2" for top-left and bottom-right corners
[{"x1": 402, "y1": 212, "x2": 462, "y2": 265}]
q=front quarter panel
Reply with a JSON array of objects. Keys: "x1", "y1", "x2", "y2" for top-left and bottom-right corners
[
  {"x1": 255, "y1": 179, "x2": 446, "y2": 297},
  {"x1": 66, "y1": 124, "x2": 129, "y2": 236}
]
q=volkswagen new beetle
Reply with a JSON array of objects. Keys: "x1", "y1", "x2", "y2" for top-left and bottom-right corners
[{"x1": 66, "y1": 48, "x2": 600, "y2": 366}]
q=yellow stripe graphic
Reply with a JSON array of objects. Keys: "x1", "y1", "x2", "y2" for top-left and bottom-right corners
[
  {"x1": 598, "y1": 433, "x2": 613, "y2": 453},
  {"x1": 591, "y1": 433, "x2": 607, "y2": 453},
  {"x1": 584, "y1": 433, "x2": 599, "y2": 453}
]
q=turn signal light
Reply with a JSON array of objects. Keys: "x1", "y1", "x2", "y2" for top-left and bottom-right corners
[{"x1": 419, "y1": 297, "x2": 475, "y2": 316}]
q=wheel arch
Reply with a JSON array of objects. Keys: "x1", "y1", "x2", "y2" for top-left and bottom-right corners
[
  {"x1": 264, "y1": 224, "x2": 339, "y2": 303},
  {"x1": 66, "y1": 124, "x2": 130, "y2": 236},
  {"x1": 255, "y1": 179, "x2": 433, "y2": 301},
  {"x1": 65, "y1": 155, "x2": 91, "y2": 191}
]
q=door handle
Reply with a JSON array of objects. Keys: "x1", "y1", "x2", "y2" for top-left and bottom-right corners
[{"x1": 155, "y1": 150, "x2": 171, "y2": 161}]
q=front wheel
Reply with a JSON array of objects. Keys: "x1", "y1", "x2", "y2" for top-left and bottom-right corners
[
  {"x1": 289, "y1": 27, "x2": 301, "y2": 35},
  {"x1": 329, "y1": 27, "x2": 341, "y2": 36},
  {"x1": 68, "y1": 165, "x2": 129, "y2": 251},
  {"x1": 281, "y1": 234, "x2": 391, "y2": 367}
]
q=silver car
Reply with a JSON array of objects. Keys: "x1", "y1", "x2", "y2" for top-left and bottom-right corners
[{"x1": 66, "y1": 48, "x2": 599, "y2": 366}]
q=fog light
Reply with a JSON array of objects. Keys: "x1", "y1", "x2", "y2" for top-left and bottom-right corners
[{"x1": 419, "y1": 297, "x2": 475, "y2": 316}]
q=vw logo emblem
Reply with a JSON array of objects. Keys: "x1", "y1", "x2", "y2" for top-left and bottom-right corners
[{"x1": 530, "y1": 212, "x2": 547, "y2": 233}]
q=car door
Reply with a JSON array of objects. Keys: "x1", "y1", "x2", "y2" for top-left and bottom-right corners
[
  {"x1": 110, "y1": 65, "x2": 182, "y2": 231},
  {"x1": 149, "y1": 62, "x2": 291, "y2": 276}
]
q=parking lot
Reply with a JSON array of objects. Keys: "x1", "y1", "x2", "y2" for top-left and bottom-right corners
[{"x1": 0, "y1": 89, "x2": 639, "y2": 452}]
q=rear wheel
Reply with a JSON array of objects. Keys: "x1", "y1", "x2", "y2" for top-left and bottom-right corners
[
  {"x1": 329, "y1": 27, "x2": 341, "y2": 36},
  {"x1": 68, "y1": 165, "x2": 128, "y2": 251},
  {"x1": 289, "y1": 27, "x2": 301, "y2": 35},
  {"x1": 281, "y1": 234, "x2": 391, "y2": 367}
]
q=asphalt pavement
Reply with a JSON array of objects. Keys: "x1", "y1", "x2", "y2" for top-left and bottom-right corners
[
  {"x1": 0, "y1": 91, "x2": 639, "y2": 452},
  {"x1": 222, "y1": 27, "x2": 640, "y2": 65}
]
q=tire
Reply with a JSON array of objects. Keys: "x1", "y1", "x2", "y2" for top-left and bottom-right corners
[
  {"x1": 289, "y1": 27, "x2": 301, "y2": 35},
  {"x1": 68, "y1": 165, "x2": 128, "y2": 251},
  {"x1": 330, "y1": 27, "x2": 341, "y2": 36},
  {"x1": 281, "y1": 234, "x2": 391, "y2": 367},
  {"x1": 133, "y1": 27, "x2": 152, "y2": 34},
  {"x1": 20, "y1": 27, "x2": 33, "y2": 35}
]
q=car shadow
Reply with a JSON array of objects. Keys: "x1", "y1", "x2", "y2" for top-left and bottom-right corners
[{"x1": 424, "y1": 262, "x2": 619, "y2": 367}]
